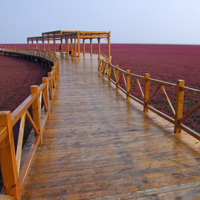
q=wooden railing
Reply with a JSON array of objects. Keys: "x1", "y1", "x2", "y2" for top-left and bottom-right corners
[
  {"x1": 98, "y1": 58, "x2": 200, "y2": 140},
  {"x1": 0, "y1": 46, "x2": 59, "y2": 199},
  {"x1": 0, "y1": 45, "x2": 58, "y2": 62}
]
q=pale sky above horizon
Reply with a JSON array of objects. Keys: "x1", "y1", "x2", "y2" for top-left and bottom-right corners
[{"x1": 1, "y1": 0, "x2": 200, "y2": 44}]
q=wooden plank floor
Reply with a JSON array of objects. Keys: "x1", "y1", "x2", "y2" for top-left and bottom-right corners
[{"x1": 22, "y1": 53, "x2": 200, "y2": 199}]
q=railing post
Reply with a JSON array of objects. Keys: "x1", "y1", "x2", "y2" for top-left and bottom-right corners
[
  {"x1": 144, "y1": 73, "x2": 150, "y2": 112},
  {"x1": 116, "y1": 65, "x2": 119, "y2": 89},
  {"x1": 51, "y1": 67, "x2": 56, "y2": 88},
  {"x1": 126, "y1": 70, "x2": 130, "y2": 100},
  {"x1": 102, "y1": 59, "x2": 105, "y2": 75},
  {"x1": 55, "y1": 61, "x2": 59, "y2": 75},
  {"x1": 53, "y1": 62, "x2": 57, "y2": 80},
  {"x1": 108, "y1": 61, "x2": 112, "y2": 80},
  {"x1": 0, "y1": 111, "x2": 21, "y2": 200},
  {"x1": 98, "y1": 58, "x2": 100, "y2": 72},
  {"x1": 30, "y1": 86, "x2": 42, "y2": 145},
  {"x1": 42, "y1": 78, "x2": 50, "y2": 119},
  {"x1": 48, "y1": 72, "x2": 53, "y2": 100},
  {"x1": 174, "y1": 80, "x2": 185, "y2": 133}
]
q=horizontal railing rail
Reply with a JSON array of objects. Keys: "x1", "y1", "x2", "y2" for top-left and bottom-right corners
[
  {"x1": 0, "y1": 46, "x2": 59, "y2": 200},
  {"x1": 98, "y1": 58, "x2": 200, "y2": 141},
  {"x1": 0, "y1": 45, "x2": 59, "y2": 63}
]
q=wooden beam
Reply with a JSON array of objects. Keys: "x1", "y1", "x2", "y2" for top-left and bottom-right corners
[
  {"x1": 48, "y1": 36, "x2": 50, "y2": 51},
  {"x1": 65, "y1": 37, "x2": 69, "y2": 55},
  {"x1": 98, "y1": 38, "x2": 101, "y2": 58},
  {"x1": 42, "y1": 38, "x2": 45, "y2": 50},
  {"x1": 70, "y1": 38, "x2": 73, "y2": 60},
  {"x1": 174, "y1": 80, "x2": 185, "y2": 133},
  {"x1": 61, "y1": 39, "x2": 63, "y2": 54},
  {"x1": 0, "y1": 111, "x2": 20, "y2": 200},
  {"x1": 27, "y1": 39, "x2": 29, "y2": 49},
  {"x1": 83, "y1": 39, "x2": 85, "y2": 55},
  {"x1": 90, "y1": 38, "x2": 92, "y2": 57},
  {"x1": 74, "y1": 39, "x2": 76, "y2": 53},
  {"x1": 36, "y1": 39, "x2": 39, "y2": 50},
  {"x1": 54, "y1": 34, "x2": 56, "y2": 52},
  {"x1": 108, "y1": 37, "x2": 111, "y2": 61},
  {"x1": 77, "y1": 33, "x2": 80, "y2": 62},
  {"x1": 32, "y1": 39, "x2": 34, "y2": 50},
  {"x1": 144, "y1": 73, "x2": 150, "y2": 112}
]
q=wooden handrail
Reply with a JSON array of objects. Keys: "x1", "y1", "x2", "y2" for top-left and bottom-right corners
[
  {"x1": 0, "y1": 126, "x2": 8, "y2": 143},
  {"x1": 11, "y1": 94, "x2": 36, "y2": 127},
  {"x1": 0, "y1": 46, "x2": 59, "y2": 199}
]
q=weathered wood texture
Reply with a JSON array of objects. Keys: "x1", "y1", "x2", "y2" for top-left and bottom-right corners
[{"x1": 22, "y1": 53, "x2": 200, "y2": 199}]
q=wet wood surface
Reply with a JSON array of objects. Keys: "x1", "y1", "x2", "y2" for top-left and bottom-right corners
[{"x1": 22, "y1": 53, "x2": 200, "y2": 199}]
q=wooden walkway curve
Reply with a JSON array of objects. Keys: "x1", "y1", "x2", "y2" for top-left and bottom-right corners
[{"x1": 22, "y1": 53, "x2": 200, "y2": 199}]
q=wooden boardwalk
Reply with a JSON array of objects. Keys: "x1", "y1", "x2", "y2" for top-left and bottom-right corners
[{"x1": 22, "y1": 53, "x2": 200, "y2": 199}]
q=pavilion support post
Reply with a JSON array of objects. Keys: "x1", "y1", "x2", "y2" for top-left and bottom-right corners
[
  {"x1": 83, "y1": 39, "x2": 85, "y2": 55},
  {"x1": 61, "y1": 38, "x2": 63, "y2": 56},
  {"x1": 71, "y1": 38, "x2": 73, "y2": 60},
  {"x1": 174, "y1": 80, "x2": 185, "y2": 133},
  {"x1": 74, "y1": 39, "x2": 76, "y2": 54},
  {"x1": 90, "y1": 38, "x2": 92, "y2": 57},
  {"x1": 36, "y1": 39, "x2": 39, "y2": 50},
  {"x1": 77, "y1": 33, "x2": 81, "y2": 62},
  {"x1": 48, "y1": 36, "x2": 50, "y2": 51},
  {"x1": 54, "y1": 35, "x2": 56, "y2": 52},
  {"x1": 27, "y1": 39, "x2": 30, "y2": 49},
  {"x1": 108, "y1": 36, "x2": 111, "y2": 61},
  {"x1": 0, "y1": 112, "x2": 21, "y2": 200},
  {"x1": 98, "y1": 38, "x2": 101, "y2": 59},
  {"x1": 65, "y1": 37, "x2": 69, "y2": 56},
  {"x1": 42, "y1": 38, "x2": 45, "y2": 50}
]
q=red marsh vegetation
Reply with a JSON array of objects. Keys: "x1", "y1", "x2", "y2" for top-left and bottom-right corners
[{"x1": 0, "y1": 55, "x2": 49, "y2": 145}]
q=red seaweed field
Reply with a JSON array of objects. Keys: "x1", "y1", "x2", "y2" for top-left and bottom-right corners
[{"x1": 0, "y1": 55, "x2": 49, "y2": 145}]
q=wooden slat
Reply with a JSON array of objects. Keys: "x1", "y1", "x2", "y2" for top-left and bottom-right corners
[
  {"x1": 146, "y1": 85, "x2": 160, "y2": 105},
  {"x1": 122, "y1": 73, "x2": 127, "y2": 88},
  {"x1": 161, "y1": 85, "x2": 175, "y2": 116},
  {"x1": 136, "y1": 78, "x2": 144, "y2": 98},
  {"x1": 112, "y1": 68, "x2": 116, "y2": 79},
  {"x1": 16, "y1": 113, "x2": 26, "y2": 174},
  {"x1": 26, "y1": 111, "x2": 39, "y2": 136},
  {"x1": 128, "y1": 78, "x2": 136, "y2": 93}
]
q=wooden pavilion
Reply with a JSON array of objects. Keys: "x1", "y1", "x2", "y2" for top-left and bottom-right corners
[{"x1": 27, "y1": 30, "x2": 111, "y2": 61}]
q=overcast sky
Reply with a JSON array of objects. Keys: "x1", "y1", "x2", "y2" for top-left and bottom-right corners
[{"x1": 1, "y1": 0, "x2": 200, "y2": 44}]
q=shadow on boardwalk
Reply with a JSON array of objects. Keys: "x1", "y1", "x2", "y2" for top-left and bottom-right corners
[{"x1": 22, "y1": 53, "x2": 200, "y2": 200}]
